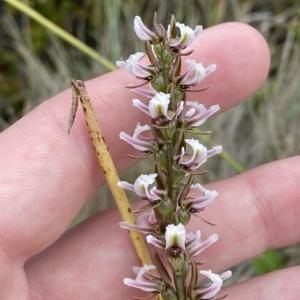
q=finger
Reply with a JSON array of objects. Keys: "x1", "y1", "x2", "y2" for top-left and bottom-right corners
[
  {"x1": 25, "y1": 212, "x2": 138, "y2": 299},
  {"x1": 0, "y1": 22, "x2": 270, "y2": 260},
  {"x1": 222, "y1": 266, "x2": 300, "y2": 299},
  {"x1": 194, "y1": 155, "x2": 300, "y2": 273},
  {"x1": 25, "y1": 155, "x2": 300, "y2": 299}
]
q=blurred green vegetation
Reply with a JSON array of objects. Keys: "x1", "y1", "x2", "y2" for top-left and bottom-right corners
[{"x1": 1, "y1": 0, "x2": 300, "y2": 282}]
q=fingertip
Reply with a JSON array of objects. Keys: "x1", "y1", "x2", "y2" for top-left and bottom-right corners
[{"x1": 189, "y1": 22, "x2": 270, "y2": 110}]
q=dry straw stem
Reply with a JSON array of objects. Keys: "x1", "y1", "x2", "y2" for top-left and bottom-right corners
[
  {"x1": 69, "y1": 79, "x2": 153, "y2": 265},
  {"x1": 69, "y1": 80, "x2": 162, "y2": 299}
]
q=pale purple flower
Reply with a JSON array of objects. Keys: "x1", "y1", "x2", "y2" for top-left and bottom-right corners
[
  {"x1": 134, "y1": 16, "x2": 158, "y2": 42},
  {"x1": 167, "y1": 22, "x2": 202, "y2": 50},
  {"x1": 131, "y1": 86, "x2": 157, "y2": 99},
  {"x1": 133, "y1": 92, "x2": 183, "y2": 123},
  {"x1": 124, "y1": 265, "x2": 163, "y2": 293},
  {"x1": 116, "y1": 52, "x2": 156, "y2": 79},
  {"x1": 177, "y1": 60, "x2": 216, "y2": 87},
  {"x1": 119, "y1": 123, "x2": 156, "y2": 152},
  {"x1": 182, "y1": 183, "x2": 218, "y2": 213},
  {"x1": 185, "y1": 231, "x2": 218, "y2": 258},
  {"x1": 178, "y1": 139, "x2": 222, "y2": 170},
  {"x1": 165, "y1": 223, "x2": 186, "y2": 252},
  {"x1": 146, "y1": 234, "x2": 165, "y2": 249},
  {"x1": 207, "y1": 145, "x2": 223, "y2": 157},
  {"x1": 119, "y1": 211, "x2": 157, "y2": 235},
  {"x1": 118, "y1": 174, "x2": 166, "y2": 202},
  {"x1": 194, "y1": 270, "x2": 232, "y2": 299},
  {"x1": 184, "y1": 102, "x2": 220, "y2": 127}
]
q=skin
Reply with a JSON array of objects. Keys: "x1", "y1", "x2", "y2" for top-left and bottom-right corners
[{"x1": 0, "y1": 22, "x2": 299, "y2": 299}]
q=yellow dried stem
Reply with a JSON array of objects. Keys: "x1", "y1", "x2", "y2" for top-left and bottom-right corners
[
  {"x1": 69, "y1": 79, "x2": 152, "y2": 264},
  {"x1": 69, "y1": 80, "x2": 162, "y2": 300}
]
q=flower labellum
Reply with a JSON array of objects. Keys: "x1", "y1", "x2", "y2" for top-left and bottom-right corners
[{"x1": 165, "y1": 223, "x2": 186, "y2": 254}]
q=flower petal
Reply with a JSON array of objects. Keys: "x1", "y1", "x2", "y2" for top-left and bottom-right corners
[
  {"x1": 134, "y1": 16, "x2": 158, "y2": 42},
  {"x1": 184, "y1": 102, "x2": 220, "y2": 127}
]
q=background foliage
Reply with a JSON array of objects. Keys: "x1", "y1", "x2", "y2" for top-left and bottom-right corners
[{"x1": 1, "y1": 0, "x2": 300, "y2": 284}]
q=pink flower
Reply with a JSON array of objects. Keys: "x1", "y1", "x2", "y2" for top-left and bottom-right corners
[
  {"x1": 134, "y1": 16, "x2": 158, "y2": 43},
  {"x1": 177, "y1": 60, "x2": 216, "y2": 87},
  {"x1": 116, "y1": 52, "x2": 156, "y2": 79},
  {"x1": 119, "y1": 123, "x2": 157, "y2": 152},
  {"x1": 182, "y1": 183, "x2": 218, "y2": 213},
  {"x1": 119, "y1": 211, "x2": 157, "y2": 235},
  {"x1": 185, "y1": 231, "x2": 218, "y2": 258},
  {"x1": 184, "y1": 102, "x2": 220, "y2": 127},
  {"x1": 124, "y1": 265, "x2": 163, "y2": 293},
  {"x1": 146, "y1": 234, "x2": 165, "y2": 249}
]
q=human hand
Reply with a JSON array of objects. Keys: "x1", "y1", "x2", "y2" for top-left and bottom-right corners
[{"x1": 1, "y1": 22, "x2": 298, "y2": 300}]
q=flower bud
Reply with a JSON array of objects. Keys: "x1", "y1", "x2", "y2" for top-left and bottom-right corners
[
  {"x1": 151, "y1": 75, "x2": 166, "y2": 92},
  {"x1": 170, "y1": 165, "x2": 186, "y2": 185},
  {"x1": 157, "y1": 197, "x2": 174, "y2": 220},
  {"x1": 134, "y1": 16, "x2": 159, "y2": 43},
  {"x1": 176, "y1": 208, "x2": 191, "y2": 225},
  {"x1": 161, "y1": 287, "x2": 179, "y2": 300}
]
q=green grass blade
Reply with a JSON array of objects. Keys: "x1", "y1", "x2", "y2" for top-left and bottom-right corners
[
  {"x1": 4, "y1": 0, "x2": 116, "y2": 71},
  {"x1": 199, "y1": 135, "x2": 247, "y2": 173}
]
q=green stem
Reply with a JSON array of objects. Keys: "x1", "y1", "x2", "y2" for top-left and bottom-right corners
[
  {"x1": 166, "y1": 141, "x2": 176, "y2": 209},
  {"x1": 4, "y1": 0, "x2": 116, "y2": 71},
  {"x1": 173, "y1": 274, "x2": 186, "y2": 300}
]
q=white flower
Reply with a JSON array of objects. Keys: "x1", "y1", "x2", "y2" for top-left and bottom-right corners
[
  {"x1": 149, "y1": 92, "x2": 171, "y2": 118},
  {"x1": 165, "y1": 223, "x2": 186, "y2": 251},
  {"x1": 194, "y1": 270, "x2": 232, "y2": 299},
  {"x1": 133, "y1": 92, "x2": 184, "y2": 122},
  {"x1": 178, "y1": 139, "x2": 222, "y2": 170},
  {"x1": 178, "y1": 139, "x2": 208, "y2": 170},
  {"x1": 116, "y1": 52, "x2": 156, "y2": 79},
  {"x1": 118, "y1": 174, "x2": 166, "y2": 202},
  {"x1": 167, "y1": 22, "x2": 202, "y2": 50}
]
